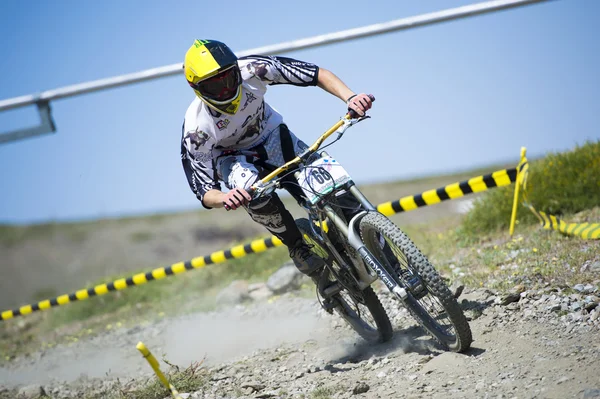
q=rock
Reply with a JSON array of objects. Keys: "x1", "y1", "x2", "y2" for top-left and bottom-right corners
[
  {"x1": 241, "y1": 380, "x2": 266, "y2": 392},
  {"x1": 17, "y1": 385, "x2": 45, "y2": 399},
  {"x1": 584, "y1": 284, "x2": 597, "y2": 293},
  {"x1": 573, "y1": 284, "x2": 586, "y2": 293},
  {"x1": 266, "y1": 262, "x2": 307, "y2": 294},
  {"x1": 513, "y1": 284, "x2": 526, "y2": 294},
  {"x1": 256, "y1": 391, "x2": 278, "y2": 398},
  {"x1": 460, "y1": 290, "x2": 496, "y2": 312},
  {"x1": 545, "y1": 304, "x2": 561, "y2": 312},
  {"x1": 556, "y1": 375, "x2": 571, "y2": 384},
  {"x1": 581, "y1": 262, "x2": 591, "y2": 273},
  {"x1": 590, "y1": 261, "x2": 600, "y2": 272},
  {"x1": 570, "y1": 312, "x2": 583, "y2": 322},
  {"x1": 500, "y1": 293, "x2": 521, "y2": 306},
  {"x1": 352, "y1": 382, "x2": 370, "y2": 394},
  {"x1": 570, "y1": 302, "x2": 582, "y2": 312},
  {"x1": 215, "y1": 280, "x2": 250, "y2": 306},
  {"x1": 307, "y1": 364, "x2": 321, "y2": 373},
  {"x1": 248, "y1": 282, "x2": 272, "y2": 301},
  {"x1": 211, "y1": 373, "x2": 230, "y2": 381},
  {"x1": 367, "y1": 358, "x2": 379, "y2": 366}
]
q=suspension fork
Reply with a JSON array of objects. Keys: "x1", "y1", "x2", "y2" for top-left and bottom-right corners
[
  {"x1": 321, "y1": 205, "x2": 376, "y2": 291},
  {"x1": 323, "y1": 185, "x2": 409, "y2": 301}
]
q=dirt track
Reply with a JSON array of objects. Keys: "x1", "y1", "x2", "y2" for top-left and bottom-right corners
[{"x1": 2, "y1": 284, "x2": 599, "y2": 399}]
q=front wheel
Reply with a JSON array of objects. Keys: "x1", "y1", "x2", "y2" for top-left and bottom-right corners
[
  {"x1": 359, "y1": 212, "x2": 472, "y2": 352},
  {"x1": 295, "y1": 218, "x2": 393, "y2": 344}
]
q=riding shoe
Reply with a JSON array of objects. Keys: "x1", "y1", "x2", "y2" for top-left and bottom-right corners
[
  {"x1": 289, "y1": 241, "x2": 336, "y2": 314},
  {"x1": 289, "y1": 240, "x2": 326, "y2": 277}
]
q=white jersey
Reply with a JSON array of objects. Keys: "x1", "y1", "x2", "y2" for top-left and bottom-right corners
[{"x1": 181, "y1": 55, "x2": 319, "y2": 206}]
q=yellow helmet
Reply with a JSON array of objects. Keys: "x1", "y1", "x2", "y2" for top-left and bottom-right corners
[{"x1": 183, "y1": 39, "x2": 242, "y2": 115}]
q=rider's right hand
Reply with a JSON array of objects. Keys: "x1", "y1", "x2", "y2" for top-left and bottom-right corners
[
  {"x1": 346, "y1": 93, "x2": 373, "y2": 117},
  {"x1": 222, "y1": 187, "x2": 252, "y2": 210}
]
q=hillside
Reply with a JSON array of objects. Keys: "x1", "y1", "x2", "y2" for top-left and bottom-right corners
[{"x1": 0, "y1": 164, "x2": 510, "y2": 310}]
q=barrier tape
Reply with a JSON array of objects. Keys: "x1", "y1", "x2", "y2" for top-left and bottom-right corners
[
  {"x1": 0, "y1": 236, "x2": 283, "y2": 321},
  {"x1": 516, "y1": 149, "x2": 600, "y2": 239},
  {"x1": 1, "y1": 166, "x2": 518, "y2": 321},
  {"x1": 376, "y1": 168, "x2": 517, "y2": 216},
  {"x1": 136, "y1": 342, "x2": 182, "y2": 399},
  {"x1": 526, "y1": 205, "x2": 600, "y2": 239}
]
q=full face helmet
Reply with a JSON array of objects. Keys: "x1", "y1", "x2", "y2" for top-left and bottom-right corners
[{"x1": 183, "y1": 39, "x2": 242, "y2": 115}]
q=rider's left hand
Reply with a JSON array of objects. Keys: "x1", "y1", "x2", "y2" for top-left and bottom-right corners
[{"x1": 347, "y1": 93, "x2": 373, "y2": 117}]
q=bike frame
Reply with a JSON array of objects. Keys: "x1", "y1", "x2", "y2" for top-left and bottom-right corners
[{"x1": 250, "y1": 114, "x2": 409, "y2": 302}]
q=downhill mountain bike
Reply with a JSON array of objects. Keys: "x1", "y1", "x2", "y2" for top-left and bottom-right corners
[{"x1": 242, "y1": 97, "x2": 472, "y2": 351}]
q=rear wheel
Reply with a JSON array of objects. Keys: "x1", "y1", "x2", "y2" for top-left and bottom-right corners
[
  {"x1": 296, "y1": 218, "x2": 393, "y2": 343},
  {"x1": 359, "y1": 212, "x2": 472, "y2": 352}
]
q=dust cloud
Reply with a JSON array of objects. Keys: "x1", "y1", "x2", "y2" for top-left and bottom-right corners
[{"x1": 0, "y1": 299, "x2": 325, "y2": 387}]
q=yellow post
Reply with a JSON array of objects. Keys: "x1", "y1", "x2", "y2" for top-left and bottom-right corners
[
  {"x1": 509, "y1": 147, "x2": 527, "y2": 236},
  {"x1": 136, "y1": 342, "x2": 182, "y2": 399}
]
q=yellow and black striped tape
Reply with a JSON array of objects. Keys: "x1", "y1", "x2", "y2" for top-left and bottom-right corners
[
  {"x1": 0, "y1": 166, "x2": 520, "y2": 321},
  {"x1": 376, "y1": 167, "x2": 518, "y2": 216},
  {"x1": 526, "y1": 205, "x2": 600, "y2": 239},
  {"x1": 518, "y1": 160, "x2": 600, "y2": 239},
  {"x1": 0, "y1": 236, "x2": 283, "y2": 321}
]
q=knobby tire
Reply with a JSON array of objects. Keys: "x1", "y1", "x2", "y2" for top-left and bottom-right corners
[
  {"x1": 296, "y1": 218, "x2": 393, "y2": 344},
  {"x1": 359, "y1": 212, "x2": 472, "y2": 352}
]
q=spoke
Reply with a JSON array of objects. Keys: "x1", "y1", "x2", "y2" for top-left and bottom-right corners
[
  {"x1": 339, "y1": 290, "x2": 377, "y2": 331},
  {"x1": 376, "y1": 232, "x2": 458, "y2": 338},
  {"x1": 302, "y1": 223, "x2": 381, "y2": 339}
]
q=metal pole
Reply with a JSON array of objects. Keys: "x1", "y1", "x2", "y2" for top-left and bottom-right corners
[{"x1": 0, "y1": 0, "x2": 553, "y2": 112}]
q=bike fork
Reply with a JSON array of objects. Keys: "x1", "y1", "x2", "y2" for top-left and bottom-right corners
[{"x1": 322, "y1": 205, "x2": 408, "y2": 302}]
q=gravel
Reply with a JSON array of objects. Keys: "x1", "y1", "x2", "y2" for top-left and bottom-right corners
[{"x1": 2, "y1": 281, "x2": 600, "y2": 399}]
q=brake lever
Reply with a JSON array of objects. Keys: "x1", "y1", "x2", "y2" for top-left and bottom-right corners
[
  {"x1": 353, "y1": 115, "x2": 371, "y2": 124},
  {"x1": 335, "y1": 115, "x2": 371, "y2": 137}
]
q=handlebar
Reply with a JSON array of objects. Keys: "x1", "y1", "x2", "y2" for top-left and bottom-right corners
[{"x1": 223, "y1": 94, "x2": 375, "y2": 210}]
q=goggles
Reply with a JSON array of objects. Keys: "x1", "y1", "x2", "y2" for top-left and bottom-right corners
[{"x1": 189, "y1": 66, "x2": 241, "y2": 102}]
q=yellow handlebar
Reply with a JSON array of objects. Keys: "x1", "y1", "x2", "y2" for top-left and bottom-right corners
[{"x1": 257, "y1": 114, "x2": 351, "y2": 185}]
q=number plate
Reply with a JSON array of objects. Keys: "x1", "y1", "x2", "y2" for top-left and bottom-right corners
[{"x1": 297, "y1": 156, "x2": 352, "y2": 204}]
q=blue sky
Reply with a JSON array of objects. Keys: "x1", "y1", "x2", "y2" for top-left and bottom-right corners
[{"x1": 0, "y1": 0, "x2": 598, "y2": 224}]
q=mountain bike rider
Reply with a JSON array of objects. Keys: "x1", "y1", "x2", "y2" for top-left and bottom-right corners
[{"x1": 181, "y1": 39, "x2": 372, "y2": 278}]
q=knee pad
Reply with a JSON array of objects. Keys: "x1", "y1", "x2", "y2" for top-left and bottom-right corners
[
  {"x1": 246, "y1": 194, "x2": 287, "y2": 234},
  {"x1": 218, "y1": 155, "x2": 259, "y2": 190}
]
